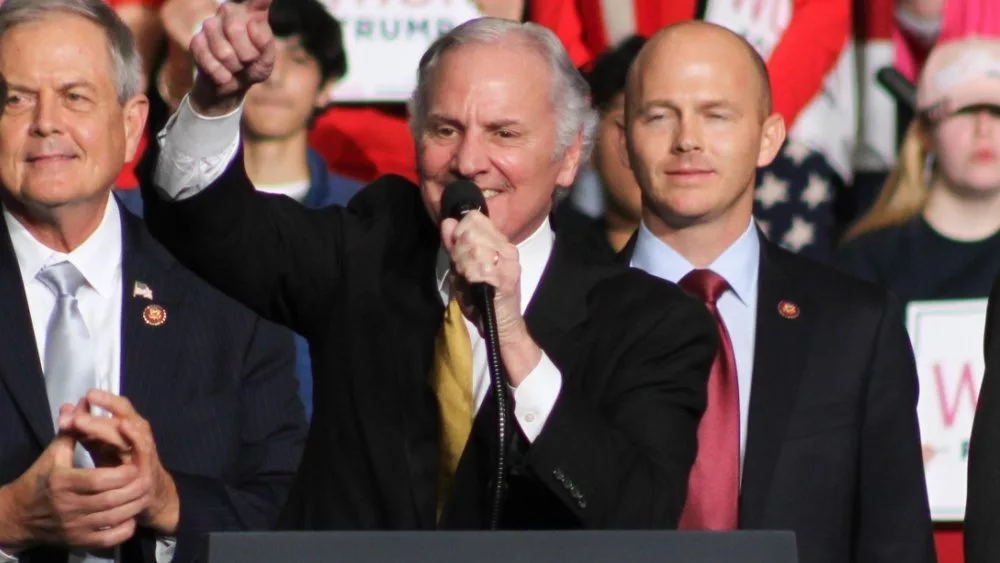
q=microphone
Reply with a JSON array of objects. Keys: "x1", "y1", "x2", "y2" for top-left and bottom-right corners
[
  {"x1": 876, "y1": 67, "x2": 917, "y2": 111},
  {"x1": 439, "y1": 180, "x2": 509, "y2": 530},
  {"x1": 441, "y1": 179, "x2": 488, "y2": 221},
  {"x1": 441, "y1": 180, "x2": 494, "y2": 307}
]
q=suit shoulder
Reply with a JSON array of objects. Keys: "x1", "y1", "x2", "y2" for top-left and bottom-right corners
[
  {"x1": 586, "y1": 262, "x2": 713, "y2": 325},
  {"x1": 346, "y1": 174, "x2": 422, "y2": 216},
  {"x1": 773, "y1": 244, "x2": 895, "y2": 314}
]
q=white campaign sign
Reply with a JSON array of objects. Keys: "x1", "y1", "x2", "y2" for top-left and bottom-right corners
[
  {"x1": 906, "y1": 299, "x2": 987, "y2": 522},
  {"x1": 321, "y1": 0, "x2": 485, "y2": 102}
]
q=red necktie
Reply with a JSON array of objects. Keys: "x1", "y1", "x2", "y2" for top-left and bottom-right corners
[{"x1": 678, "y1": 269, "x2": 740, "y2": 530}]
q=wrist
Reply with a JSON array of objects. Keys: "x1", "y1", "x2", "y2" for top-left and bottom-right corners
[
  {"x1": 499, "y1": 321, "x2": 542, "y2": 387},
  {"x1": 145, "y1": 470, "x2": 180, "y2": 535},
  {"x1": 189, "y1": 78, "x2": 244, "y2": 118}
]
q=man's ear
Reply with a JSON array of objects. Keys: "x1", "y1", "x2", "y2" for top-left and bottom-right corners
[
  {"x1": 756, "y1": 112, "x2": 786, "y2": 168},
  {"x1": 555, "y1": 131, "x2": 585, "y2": 187},
  {"x1": 123, "y1": 94, "x2": 150, "y2": 163}
]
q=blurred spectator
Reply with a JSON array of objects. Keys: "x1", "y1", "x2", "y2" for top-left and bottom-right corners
[
  {"x1": 532, "y1": 0, "x2": 853, "y2": 262},
  {"x1": 839, "y1": 37, "x2": 1000, "y2": 303},
  {"x1": 555, "y1": 35, "x2": 644, "y2": 261},
  {"x1": 108, "y1": 0, "x2": 166, "y2": 190},
  {"x1": 155, "y1": 0, "x2": 217, "y2": 110},
  {"x1": 120, "y1": 0, "x2": 360, "y2": 418},
  {"x1": 108, "y1": 0, "x2": 163, "y2": 90},
  {"x1": 896, "y1": 0, "x2": 1000, "y2": 83}
]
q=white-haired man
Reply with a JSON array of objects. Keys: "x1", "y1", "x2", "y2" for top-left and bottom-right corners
[{"x1": 137, "y1": 0, "x2": 716, "y2": 530}]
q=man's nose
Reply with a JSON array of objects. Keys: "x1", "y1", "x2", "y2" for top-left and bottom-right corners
[
  {"x1": 30, "y1": 92, "x2": 63, "y2": 137},
  {"x1": 452, "y1": 133, "x2": 491, "y2": 179}
]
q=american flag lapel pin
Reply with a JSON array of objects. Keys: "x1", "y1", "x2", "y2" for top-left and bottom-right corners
[{"x1": 132, "y1": 281, "x2": 153, "y2": 300}]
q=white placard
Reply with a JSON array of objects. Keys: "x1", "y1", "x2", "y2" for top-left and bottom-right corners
[
  {"x1": 322, "y1": 0, "x2": 486, "y2": 102},
  {"x1": 906, "y1": 299, "x2": 987, "y2": 522}
]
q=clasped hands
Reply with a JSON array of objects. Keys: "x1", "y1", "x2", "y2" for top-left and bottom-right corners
[{"x1": 0, "y1": 391, "x2": 178, "y2": 553}]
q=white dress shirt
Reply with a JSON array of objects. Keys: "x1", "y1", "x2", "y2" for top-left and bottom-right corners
[
  {"x1": 629, "y1": 220, "x2": 760, "y2": 476},
  {"x1": 0, "y1": 199, "x2": 174, "y2": 563},
  {"x1": 152, "y1": 94, "x2": 563, "y2": 441}
]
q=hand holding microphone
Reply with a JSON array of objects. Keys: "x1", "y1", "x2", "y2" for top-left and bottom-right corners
[
  {"x1": 439, "y1": 182, "x2": 524, "y2": 343},
  {"x1": 439, "y1": 181, "x2": 540, "y2": 388}
]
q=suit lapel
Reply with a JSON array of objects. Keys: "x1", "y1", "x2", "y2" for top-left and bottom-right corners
[
  {"x1": 0, "y1": 214, "x2": 53, "y2": 447},
  {"x1": 523, "y1": 234, "x2": 590, "y2": 362},
  {"x1": 118, "y1": 206, "x2": 186, "y2": 423},
  {"x1": 739, "y1": 237, "x2": 815, "y2": 524}
]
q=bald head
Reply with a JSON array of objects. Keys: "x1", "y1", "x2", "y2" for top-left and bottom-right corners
[
  {"x1": 621, "y1": 20, "x2": 786, "y2": 247},
  {"x1": 627, "y1": 21, "x2": 773, "y2": 120}
]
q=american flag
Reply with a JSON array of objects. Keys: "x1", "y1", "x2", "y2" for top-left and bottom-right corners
[{"x1": 132, "y1": 281, "x2": 153, "y2": 300}]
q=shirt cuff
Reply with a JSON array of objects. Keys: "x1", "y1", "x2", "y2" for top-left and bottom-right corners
[
  {"x1": 155, "y1": 536, "x2": 176, "y2": 563},
  {"x1": 0, "y1": 546, "x2": 18, "y2": 562},
  {"x1": 153, "y1": 94, "x2": 243, "y2": 201},
  {"x1": 512, "y1": 352, "x2": 562, "y2": 442},
  {"x1": 165, "y1": 94, "x2": 243, "y2": 160}
]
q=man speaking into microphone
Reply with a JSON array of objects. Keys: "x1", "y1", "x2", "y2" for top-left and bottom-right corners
[{"x1": 137, "y1": 0, "x2": 716, "y2": 530}]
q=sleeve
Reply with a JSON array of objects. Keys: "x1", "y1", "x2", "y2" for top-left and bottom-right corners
[
  {"x1": 521, "y1": 287, "x2": 716, "y2": 527},
  {"x1": 766, "y1": 0, "x2": 852, "y2": 126},
  {"x1": 512, "y1": 353, "x2": 563, "y2": 442},
  {"x1": 152, "y1": 95, "x2": 243, "y2": 201},
  {"x1": 168, "y1": 318, "x2": 306, "y2": 563},
  {"x1": 137, "y1": 108, "x2": 357, "y2": 338},
  {"x1": 155, "y1": 537, "x2": 175, "y2": 563},
  {"x1": 853, "y1": 293, "x2": 936, "y2": 563},
  {"x1": 0, "y1": 547, "x2": 17, "y2": 562},
  {"x1": 965, "y1": 276, "x2": 1000, "y2": 563}
]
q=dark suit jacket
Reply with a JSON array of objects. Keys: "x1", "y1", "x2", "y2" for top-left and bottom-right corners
[
  {"x1": 965, "y1": 275, "x2": 1000, "y2": 563},
  {"x1": 622, "y1": 233, "x2": 935, "y2": 563},
  {"x1": 0, "y1": 203, "x2": 307, "y2": 563},
  {"x1": 136, "y1": 146, "x2": 717, "y2": 530}
]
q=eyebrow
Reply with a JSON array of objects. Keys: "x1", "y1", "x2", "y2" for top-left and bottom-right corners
[
  {"x1": 5, "y1": 80, "x2": 97, "y2": 93},
  {"x1": 640, "y1": 98, "x2": 742, "y2": 114},
  {"x1": 484, "y1": 119, "x2": 522, "y2": 130},
  {"x1": 424, "y1": 114, "x2": 524, "y2": 130}
]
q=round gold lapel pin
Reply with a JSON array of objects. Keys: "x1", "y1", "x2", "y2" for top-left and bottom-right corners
[
  {"x1": 778, "y1": 300, "x2": 800, "y2": 319},
  {"x1": 142, "y1": 304, "x2": 167, "y2": 327}
]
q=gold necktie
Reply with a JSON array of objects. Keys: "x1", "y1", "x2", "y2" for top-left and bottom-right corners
[{"x1": 431, "y1": 295, "x2": 474, "y2": 521}]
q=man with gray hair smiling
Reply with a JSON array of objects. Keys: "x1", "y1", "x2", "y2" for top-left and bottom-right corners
[
  {"x1": 137, "y1": 0, "x2": 716, "y2": 530},
  {"x1": 0, "y1": 1, "x2": 307, "y2": 562}
]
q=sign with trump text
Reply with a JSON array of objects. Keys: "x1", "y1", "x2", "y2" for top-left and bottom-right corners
[
  {"x1": 322, "y1": 0, "x2": 486, "y2": 102},
  {"x1": 907, "y1": 299, "x2": 987, "y2": 522}
]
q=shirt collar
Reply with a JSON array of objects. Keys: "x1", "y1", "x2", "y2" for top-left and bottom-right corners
[
  {"x1": 3, "y1": 195, "x2": 122, "y2": 297},
  {"x1": 436, "y1": 218, "x2": 555, "y2": 310},
  {"x1": 630, "y1": 218, "x2": 760, "y2": 305}
]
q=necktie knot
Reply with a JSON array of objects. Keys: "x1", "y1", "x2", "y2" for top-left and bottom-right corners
[
  {"x1": 679, "y1": 269, "x2": 729, "y2": 305},
  {"x1": 37, "y1": 261, "x2": 87, "y2": 298}
]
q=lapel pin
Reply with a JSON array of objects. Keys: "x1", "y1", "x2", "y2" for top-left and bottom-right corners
[
  {"x1": 132, "y1": 281, "x2": 153, "y2": 300},
  {"x1": 142, "y1": 304, "x2": 167, "y2": 327},
  {"x1": 778, "y1": 300, "x2": 800, "y2": 319}
]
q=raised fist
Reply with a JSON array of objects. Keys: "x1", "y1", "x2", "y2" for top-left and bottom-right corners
[{"x1": 190, "y1": 0, "x2": 276, "y2": 115}]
